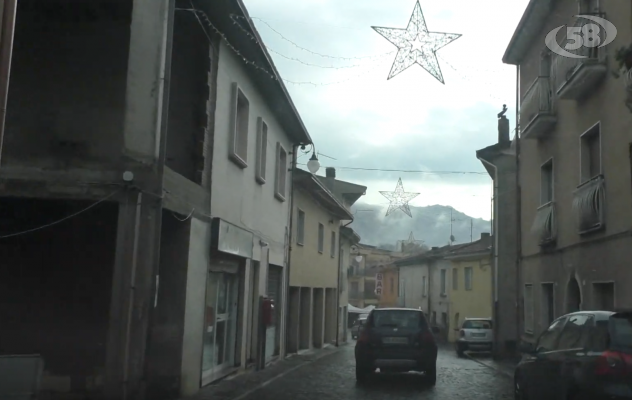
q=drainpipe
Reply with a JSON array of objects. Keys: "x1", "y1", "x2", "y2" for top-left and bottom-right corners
[
  {"x1": 335, "y1": 226, "x2": 342, "y2": 346},
  {"x1": 515, "y1": 64, "x2": 522, "y2": 349},
  {"x1": 0, "y1": 0, "x2": 17, "y2": 165},
  {"x1": 283, "y1": 142, "x2": 300, "y2": 356}
]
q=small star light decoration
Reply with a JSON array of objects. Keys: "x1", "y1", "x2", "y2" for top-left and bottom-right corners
[
  {"x1": 371, "y1": 1, "x2": 462, "y2": 83},
  {"x1": 380, "y1": 178, "x2": 420, "y2": 218}
]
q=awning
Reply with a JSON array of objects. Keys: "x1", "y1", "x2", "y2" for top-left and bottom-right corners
[{"x1": 348, "y1": 304, "x2": 375, "y2": 314}]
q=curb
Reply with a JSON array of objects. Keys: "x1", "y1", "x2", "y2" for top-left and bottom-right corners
[
  {"x1": 464, "y1": 353, "x2": 514, "y2": 379},
  {"x1": 228, "y1": 343, "x2": 348, "y2": 400}
]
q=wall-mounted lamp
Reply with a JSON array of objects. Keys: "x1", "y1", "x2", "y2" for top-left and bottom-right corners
[
  {"x1": 259, "y1": 240, "x2": 269, "y2": 247},
  {"x1": 304, "y1": 145, "x2": 320, "y2": 174}
]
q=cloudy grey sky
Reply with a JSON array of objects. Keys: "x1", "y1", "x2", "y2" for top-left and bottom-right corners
[{"x1": 242, "y1": 0, "x2": 529, "y2": 219}]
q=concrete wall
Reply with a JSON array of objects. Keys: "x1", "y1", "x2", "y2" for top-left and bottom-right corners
[
  {"x1": 289, "y1": 187, "x2": 340, "y2": 288},
  {"x1": 448, "y1": 257, "x2": 493, "y2": 342},
  {"x1": 517, "y1": 0, "x2": 632, "y2": 341},
  {"x1": 179, "y1": 218, "x2": 211, "y2": 396},
  {"x1": 3, "y1": 1, "x2": 131, "y2": 168},
  {"x1": 211, "y1": 40, "x2": 293, "y2": 267},
  {"x1": 399, "y1": 264, "x2": 429, "y2": 311}
]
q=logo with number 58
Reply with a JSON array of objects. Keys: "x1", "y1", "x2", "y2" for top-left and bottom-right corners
[{"x1": 545, "y1": 15, "x2": 617, "y2": 58}]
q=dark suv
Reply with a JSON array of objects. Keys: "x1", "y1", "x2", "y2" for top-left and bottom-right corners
[
  {"x1": 354, "y1": 308, "x2": 439, "y2": 385},
  {"x1": 514, "y1": 310, "x2": 632, "y2": 400}
]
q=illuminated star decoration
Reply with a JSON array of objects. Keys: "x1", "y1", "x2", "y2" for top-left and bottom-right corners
[
  {"x1": 380, "y1": 178, "x2": 420, "y2": 218},
  {"x1": 371, "y1": 1, "x2": 462, "y2": 83}
]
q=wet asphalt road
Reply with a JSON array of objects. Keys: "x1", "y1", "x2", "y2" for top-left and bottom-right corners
[{"x1": 241, "y1": 344, "x2": 514, "y2": 400}]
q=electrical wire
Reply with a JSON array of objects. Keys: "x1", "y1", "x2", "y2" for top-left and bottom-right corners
[{"x1": 0, "y1": 189, "x2": 123, "y2": 239}]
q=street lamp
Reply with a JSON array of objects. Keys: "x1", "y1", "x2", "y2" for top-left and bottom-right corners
[{"x1": 306, "y1": 148, "x2": 320, "y2": 174}]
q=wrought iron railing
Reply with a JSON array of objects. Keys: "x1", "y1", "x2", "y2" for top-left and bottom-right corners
[
  {"x1": 521, "y1": 76, "x2": 553, "y2": 128},
  {"x1": 551, "y1": 14, "x2": 607, "y2": 94}
]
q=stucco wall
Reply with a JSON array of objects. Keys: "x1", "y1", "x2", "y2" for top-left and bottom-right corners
[
  {"x1": 289, "y1": 187, "x2": 340, "y2": 289},
  {"x1": 517, "y1": 0, "x2": 632, "y2": 341},
  {"x1": 399, "y1": 264, "x2": 429, "y2": 311},
  {"x1": 211, "y1": 41, "x2": 293, "y2": 267},
  {"x1": 448, "y1": 258, "x2": 493, "y2": 342}
]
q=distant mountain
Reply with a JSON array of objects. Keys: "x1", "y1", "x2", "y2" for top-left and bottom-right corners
[{"x1": 349, "y1": 203, "x2": 491, "y2": 248}]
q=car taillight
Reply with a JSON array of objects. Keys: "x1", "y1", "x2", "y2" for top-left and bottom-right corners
[
  {"x1": 420, "y1": 331, "x2": 435, "y2": 344},
  {"x1": 358, "y1": 330, "x2": 370, "y2": 343},
  {"x1": 459, "y1": 329, "x2": 465, "y2": 338},
  {"x1": 595, "y1": 351, "x2": 632, "y2": 376}
]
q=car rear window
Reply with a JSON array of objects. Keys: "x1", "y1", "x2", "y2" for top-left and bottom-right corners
[
  {"x1": 463, "y1": 320, "x2": 492, "y2": 329},
  {"x1": 611, "y1": 314, "x2": 632, "y2": 349},
  {"x1": 371, "y1": 310, "x2": 427, "y2": 328}
]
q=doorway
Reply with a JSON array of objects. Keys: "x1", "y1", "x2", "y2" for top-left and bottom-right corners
[
  {"x1": 202, "y1": 271, "x2": 239, "y2": 384},
  {"x1": 566, "y1": 278, "x2": 581, "y2": 313}
]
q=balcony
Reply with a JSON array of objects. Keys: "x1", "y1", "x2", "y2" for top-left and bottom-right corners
[
  {"x1": 552, "y1": 16, "x2": 607, "y2": 100},
  {"x1": 531, "y1": 201, "x2": 556, "y2": 246},
  {"x1": 572, "y1": 175, "x2": 605, "y2": 234},
  {"x1": 521, "y1": 76, "x2": 556, "y2": 140}
]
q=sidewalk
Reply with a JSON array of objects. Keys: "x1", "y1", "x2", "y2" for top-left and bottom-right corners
[
  {"x1": 183, "y1": 343, "x2": 348, "y2": 400},
  {"x1": 465, "y1": 353, "x2": 518, "y2": 378}
]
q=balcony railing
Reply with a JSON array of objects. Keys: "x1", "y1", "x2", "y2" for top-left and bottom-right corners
[
  {"x1": 552, "y1": 15, "x2": 607, "y2": 100},
  {"x1": 572, "y1": 175, "x2": 605, "y2": 234},
  {"x1": 531, "y1": 201, "x2": 556, "y2": 245},
  {"x1": 521, "y1": 76, "x2": 556, "y2": 140}
]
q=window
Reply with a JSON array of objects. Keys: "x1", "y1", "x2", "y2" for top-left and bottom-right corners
[
  {"x1": 465, "y1": 267, "x2": 473, "y2": 291},
  {"x1": 350, "y1": 282, "x2": 359, "y2": 297},
  {"x1": 524, "y1": 284, "x2": 535, "y2": 333},
  {"x1": 330, "y1": 231, "x2": 336, "y2": 258},
  {"x1": 593, "y1": 282, "x2": 615, "y2": 310},
  {"x1": 463, "y1": 320, "x2": 492, "y2": 329},
  {"x1": 255, "y1": 118, "x2": 267, "y2": 184},
  {"x1": 422, "y1": 276, "x2": 427, "y2": 297},
  {"x1": 296, "y1": 209, "x2": 305, "y2": 246},
  {"x1": 557, "y1": 314, "x2": 591, "y2": 350},
  {"x1": 536, "y1": 317, "x2": 566, "y2": 353},
  {"x1": 580, "y1": 123, "x2": 601, "y2": 183},
  {"x1": 390, "y1": 277, "x2": 394, "y2": 293},
  {"x1": 533, "y1": 160, "x2": 556, "y2": 244},
  {"x1": 440, "y1": 269, "x2": 447, "y2": 296},
  {"x1": 452, "y1": 268, "x2": 458, "y2": 290},
  {"x1": 317, "y1": 223, "x2": 324, "y2": 253},
  {"x1": 540, "y1": 158, "x2": 553, "y2": 204},
  {"x1": 371, "y1": 310, "x2": 427, "y2": 329},
  {"x1": 340, "y1": 249, "x2": 346, "y2": 291},
  {"x1": 229, "y1": 83, "x2": 249, "y2": 168},
  {"x1": 399, "y1": 278, "x2": 405, "y2": 297},
  {"x1": 275, "y1": 143, "x2": 288, "y2": 201}
]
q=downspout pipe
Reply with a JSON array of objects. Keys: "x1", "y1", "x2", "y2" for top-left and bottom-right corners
[
  {"x1": 0, "y1": 0, "x2": 17, "y2": 165},
  {"x1": 515, "y1": 64, "x2": 522, "y2": 347},
  {"x1": 335, "y1": 228, "x2": 342, "y2": 346}
]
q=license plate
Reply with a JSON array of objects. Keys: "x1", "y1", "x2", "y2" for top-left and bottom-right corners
[
  {"x1": 471, "y1": 333, "x2": 486, "y2": 338},
  {"x1": 383, "y1": 337, "x2": 408, "y2": 344}
]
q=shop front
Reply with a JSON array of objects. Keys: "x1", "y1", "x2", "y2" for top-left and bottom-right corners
[{"x1": 202, "y1": 219, "x2": 254, "y2": 385}]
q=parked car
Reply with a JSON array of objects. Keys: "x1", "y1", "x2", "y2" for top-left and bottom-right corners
[
  {"x1": 455, "y1": 317, "x2": 493, "y2": 357},
  {"x1": 514, "y1": 310, "x2": 632, "y2": 400},
  {"x1": 351, "y1": 316, "x2": 368, "y2": 339},
  {"x1": 354, "y1": 307, "x2": 440, "y2": 385}
]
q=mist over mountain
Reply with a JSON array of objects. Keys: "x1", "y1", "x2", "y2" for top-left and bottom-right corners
[{"x1": 349, "y1": 202, "x2": 491, "y2": 249}]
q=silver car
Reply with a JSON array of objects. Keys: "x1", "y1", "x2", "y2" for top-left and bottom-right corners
[{"x1": 455, "y1": 317, "x2": 493, "y2": 357}]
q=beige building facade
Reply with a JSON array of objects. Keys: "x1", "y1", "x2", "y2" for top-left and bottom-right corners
[{"x1": 504, "y1": 0, "x2": 632, "y2": 342}]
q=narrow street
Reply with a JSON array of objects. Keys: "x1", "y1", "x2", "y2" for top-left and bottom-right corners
[{"x1": 237, "y1": 345, "x2": 514, "y2": 400}]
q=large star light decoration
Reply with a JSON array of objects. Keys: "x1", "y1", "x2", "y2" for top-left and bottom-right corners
[
  {"x1": 380, "y1": 178, "x2": 420, "y2": 218},
  {"x1": 371, "y1": 1, "x2": 462, "y2": 83}
]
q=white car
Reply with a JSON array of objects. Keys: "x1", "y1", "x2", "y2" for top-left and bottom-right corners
[{"x1": 455, "y1": 317, "x2": 493, "y2": 357}]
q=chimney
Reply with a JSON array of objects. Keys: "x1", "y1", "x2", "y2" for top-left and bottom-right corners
[
  {"x1": 498, "y1": 105, "x2": 510, "y2": 145},
  {"x1": 480, "y1": 232, "x2": 491, "y2": 240},
  {"x1": 326, "y1": 167, "x2": 336, "y2": 178}
]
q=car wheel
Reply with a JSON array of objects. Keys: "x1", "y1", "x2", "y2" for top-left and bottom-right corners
[
  {"x1": 514, "y1": 377, "x2": 527, "y2": 400},
  {"x1": 425, "y1": 365, "x2": 437, "y2": 386},
  {"x1": 456, "y1": 344, "x2": 465, "y2": 358},
  {"x1": 355, "y1": 366, "x2": 371, "y2": 383}
]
